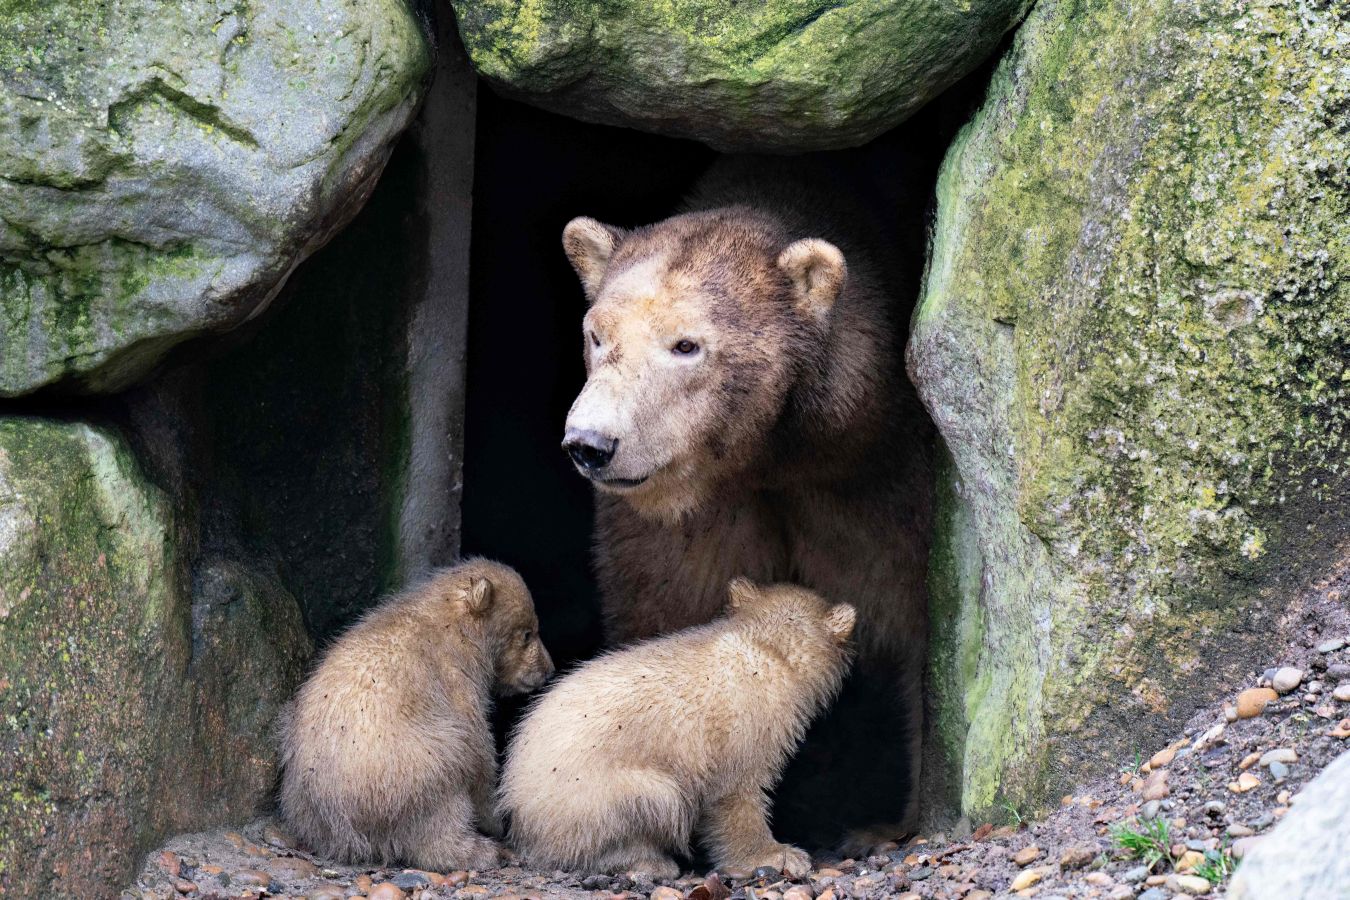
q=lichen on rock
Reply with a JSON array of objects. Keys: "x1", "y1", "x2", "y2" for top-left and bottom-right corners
[
  {"x1": 910, "y1": 0, "x2": 1350, "y2": 818},
  {"x1": 450, "y1": 0, "x2": 1030, "y2": 151},
  {"x1": 0, "y1": 418, "x2": 311, "y2": 896},
  {"x1": 0, "y1": 0, "x2": 430, "y2": 396}
]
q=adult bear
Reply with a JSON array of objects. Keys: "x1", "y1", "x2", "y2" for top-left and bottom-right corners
[{"x1": 560, "y1": 158, "x2": 933, "y2": 852}]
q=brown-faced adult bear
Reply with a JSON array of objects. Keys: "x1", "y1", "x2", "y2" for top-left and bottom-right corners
[{"x1": 559, "y1": 159, "x2": 933, "y2": 852}]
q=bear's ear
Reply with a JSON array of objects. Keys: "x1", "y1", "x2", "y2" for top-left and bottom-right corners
[
  {"x1": 563, "y1": 217, "x2": 626, "y2": 300},
  {"x1": 726, "y1": 577, "x2": 761, "y2": 612},
  {"x1": 824, "y1": 603, "x2": 856, "y2": 643},
  {"x1": 777, "y1": 238, "x2": 846, "y2": 323},
  {"x1": 460, "y1": 576, "x2": 493, "y2": 617}
]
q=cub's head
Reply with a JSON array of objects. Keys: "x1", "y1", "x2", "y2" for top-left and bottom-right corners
[
  {"x1": 560, "y1": 209, "x2": 846, "y2": 521},
  {"x1": 455, "y1": 561, "x2": 554, "y2": 695},
  {"x1": 729, "y1": 580, "x2": 853, "y2": 666}
]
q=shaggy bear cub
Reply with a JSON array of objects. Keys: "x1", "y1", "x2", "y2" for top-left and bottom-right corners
[
  {"x1": 278, "y1": 559, "x2": 554, "y2": 869},
  {"x1": 498, "y1": 579, "x2": 855, "y2": 878}
]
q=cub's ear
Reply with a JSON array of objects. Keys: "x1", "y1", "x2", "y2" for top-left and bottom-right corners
[
  {"x1": 460, "y1": 576, "x2": 493, "y2": 617},
  {"x1": 726, "y1": 577, "x2": 761, "y2": 612},
  {"x1": 777, "y1": 238, "x2": 846, "y2": 323},
  {"x1": 563, "y1": 217, "x2": 626, "y2": 300},
  {"x1": 824, "y1": 603, "x2": 856, "y2": 643}
]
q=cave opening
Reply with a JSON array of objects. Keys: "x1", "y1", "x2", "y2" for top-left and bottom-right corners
[{"x1": 461, "y1": 66, "x2": 994, "y2": 844}]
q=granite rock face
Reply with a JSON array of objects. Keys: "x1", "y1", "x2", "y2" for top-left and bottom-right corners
[
  {"x1": 0, "y1": 0, "x2": 430, "y2": 395},
  {"x1": 910, "y1": 0, "x2": 1350, "y2": 817},
  {"x1": 0, "y1": 419, "x2": 311, "y2": 896},
  {"x1": 451, "y1": 0, "x2": 1029, "y2": 152}
]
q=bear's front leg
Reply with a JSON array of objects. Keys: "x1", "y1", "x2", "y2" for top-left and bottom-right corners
[{"x1": 701, "y1": 790, "x2": 812, "y2": 877}]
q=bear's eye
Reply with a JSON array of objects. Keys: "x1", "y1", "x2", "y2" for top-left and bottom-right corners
[
  {"x1": 672, "y1": 339, "x2": 699, "y2": 356},
  {"x1": 589, "y1": 331, "x2": 600, "y2": 348},
  {"x1": 520, "y1": 628, "x2": 534, "y2": 644}
]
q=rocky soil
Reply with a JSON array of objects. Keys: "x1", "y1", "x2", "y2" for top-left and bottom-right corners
[{"x1": 129, "y1": 557, "x2": 1349, "y2": 900}]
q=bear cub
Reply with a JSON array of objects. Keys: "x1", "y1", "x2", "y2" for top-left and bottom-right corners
[
  {"x1": 278, "y1": 559, "x2": 554, "y2": 869},
  {"x1": 498, "y1": 579, "x2": 855, "y2": 878}
]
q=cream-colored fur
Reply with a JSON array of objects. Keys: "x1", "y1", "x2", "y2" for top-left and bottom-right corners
[
  {"x1": 277, "y1": 559, "x2": 554, "y2": 870},
  {"x1": 498, "y1": 580, "x2": 855, "y2": 878}
]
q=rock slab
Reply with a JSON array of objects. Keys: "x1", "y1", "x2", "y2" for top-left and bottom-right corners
[
  {"x1": 911, "y1": 0, "x2": 1350, "y2": 817},
  {"x1": 450, "y1": 0, "x2": 1030, "y2": 152},
  {"x1": 0, "y1": 418, "x2": 311, "y2": 896},
  {"x1": 0, "y1": 0, "x2": 430, "y2": 395}
]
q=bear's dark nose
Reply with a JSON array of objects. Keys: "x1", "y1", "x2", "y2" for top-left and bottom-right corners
[{"x1": 563, "y1": 430, "x2": 617, "y2": 471}]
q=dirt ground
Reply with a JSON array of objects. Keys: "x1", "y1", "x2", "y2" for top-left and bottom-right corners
[{"x1": 128, "y1": 556, "x2": 1350, "y2": 900}]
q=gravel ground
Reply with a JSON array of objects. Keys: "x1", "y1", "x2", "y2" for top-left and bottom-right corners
[{"x1": 129, "y1": 556, "x2": 1350, "y2": 900}]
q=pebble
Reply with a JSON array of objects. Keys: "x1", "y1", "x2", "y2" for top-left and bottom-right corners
[
  {"x1": 269, "y1": 857, "x2": 318, "y2": 880},
  {"x1": 650, "y1": 888, "x2": 682, "y2": 900},
  {"x1": 1085, "y1": 873, "x2": 1114, "y2": 886},
  {"x1": 232, "y1": 870, "x2": 271, "y2": 887},
  {"x1": 1236, "y1": 687, "x2": 1278, "y2": 718},
  {"x1": 1272, "y1": 667, "x2": 1304, "y2": 694},
  {"x1": 1202, "y1": 800, "x2": 1226, "y2": 816},
  {"x1": 1318, "y1": 638, "x2": 1346, "y2": 653},
  {"x1": 171, "y1": 879, "x2": 197, "y2": 894},
  {"x1": 1107, "y1": 888, "x2": 1133, "y2": 900},
  {"x1": 1149, "y1": 747, "x2": 1177, "y2": 768},
  {"x1": 1012, "y1": 845, "x2": 1042, "y2": 866},
  {"x1": 1327, "y1": 664, "x2": 1350, "y2": 679},
  {"x1": 1141, "y1": 769, "x2": 1169, "y2": 801},
  {"x1": 156, "y1": 851, "x2": 181, "y2": 878},
  {"x1": 1170, "y1": 873, "x2": 1212, "y2": 895},
  {"x1": 894, "y1": 894, "x2": 921, "y2": 900},
  {"x1": 1330, "y1": 719, "x2": 1350, "y2": 739},
  {"x1": 1137, "y1": 889, "x2": 1169, "y2": 900},
  {"x1": 1232, "y1": 836, "x2": 1262, "y2": 859},
  {"x1": 1260, "y1": 748, "x2": 1298, "y2": 766},
  {"x1": 1009, "y1": 867, "x2": 1045, "y2": 891},
  {"x1": 306, "y1": 886, "x2": 346, "y2": 900},
  {"x1": 1122, "y1": 865, "x2": 1150, "y2": 884},
  {"x1": 1141, "y1": 799, "x2": 1163, "y2": 820},
  {"x1": 445, "y1": 872, "x2": 470, "y2": 887},
  {"x1": 1059, "y1": 846, "x2": 1095, "y2": 869},
  {"x1": 781, "y1": 888, "x2": 813, "y2": 900},
  {"x1": 967, "y1": 892, "x2": 993, "y2": 900},
  {"x1": 1175, "y1": 850, "x2": 1204, "y2": 871},
  {"x1": 1269, "y1": 760, "x2": 1290, "y2": 780},
  {"x1": 356, "y1": 875, "x2": 375, "y2": 892},
  {"x1": 1239, "y1": 752, "x2": 1262, "y2": 770},
  {"x1": 1334, "y1": 684, "x2": 1350, "y2": 702},
  {"x1": 1230, "y1": 771, "x2": 1261, "y2": 792},
  {"x1": 368, "y1": 884, "x2": 408, "y2": 900},
  {"x1": 263, "y1": 824, "x2": 297, "y2": 849}
]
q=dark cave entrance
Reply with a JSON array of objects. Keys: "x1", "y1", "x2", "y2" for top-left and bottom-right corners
[{"x1": 460, "y1": 73, "x2": 991, "y2": 845}]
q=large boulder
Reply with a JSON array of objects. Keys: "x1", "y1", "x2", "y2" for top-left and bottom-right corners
[
  {"x1": 1229, "y1": 749, "x2": 1350, "y2": 899},
  {"x1": 910, "y1": 0, "x2": 1350, "y2": 817},
  {"x1": 450, "y1": 0, "x2": 1030, "y2": 152},
  {"x1": 0, "y1": 418, "x2": 311, "y2": 896},
  {"x1": 0, "y1": 0, "x2": 430, "y2": 396}
]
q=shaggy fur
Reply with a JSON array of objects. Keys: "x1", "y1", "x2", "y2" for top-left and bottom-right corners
[
  {"x1": 498, "y1": 580, "x2": 855, "y2": 878},
  {"x1": 561, "y1": 159, "x2": 933, "y2": 849},
  {"x1": 277, "y1": 559, "x2": 554, "y2": 870}
]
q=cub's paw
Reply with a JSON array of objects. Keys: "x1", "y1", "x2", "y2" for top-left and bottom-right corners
[
  {"x1": 625, "y1": 856, "x2": 681, "y2": 880},
  {"x1": 463, "y1": 836, "x2": 503, "y2": 871},
  {"x1": 744, "y1": 844, "x2": 812, "y2": 878}
]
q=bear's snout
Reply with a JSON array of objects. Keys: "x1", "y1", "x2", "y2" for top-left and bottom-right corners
[{"x1": 563, "y1": 428, "x2": 617, "y2": 472}]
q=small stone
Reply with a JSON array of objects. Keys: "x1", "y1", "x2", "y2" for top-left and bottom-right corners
[
  {"x1": 650, "y1": 888, "x2": 682, "y2": 900},
  {"x1": 1230, "y1": 771, "x2": 1261, "y2": 792},
  {"x1": 392, "y1": 872, "x2": 431, "y2": 890},
  {"x1": 1141, "y1": 769, "x2": 1169, "y2": 801},
  {"x1": 781, "y1": 888, "x2": 813, "y2": 900},
  {"x1": 1269, "y1": 760, "x2": 1289, "y2": 780},
  {"x1": 1272, "y1": 667, "x2": 1304, "y2": 694},
  {"x1": 1332, "y1": 718, "x2": 1350, "y2": 739},
  {"x1": 1224, "y1": 704, "x2": 1239, "y2": 722},
  {"x1": 1232, "y1": 836, "x2": 1262, "y2": 859},
  {"x1": 1059, "y1": 846, "x2": 1095, "y2": 870},
  {"x1": 456, "y1": 887, "x2": 489, "y2": 898},
  {"x1": 1328, "y1": 664, "x2": 1350, "y2": 679},
  {"x1": 356, "y1": 875, "x2": 374, "y2": 892},
  {"x1": 269, "y1": 858, "x2": 318, "y2": 881},
  {"x1": 816, "y1": 868, "x2": 844, "y2": 878},
  {"x1": 1108, "y1": 888, "x2": 1133, "y2": 900},
  {"x1": 1252, "y1": 811, "x2": 1275, "y2": 829},
  {"x1": 1122, "y1": 865, "x2": 1150, "y2": 883},
  {"x1": 1260, "y1": 748, "x2": 1298, "y2": 766},
  {"x1": 307, "y1": 886, "x2": 346, "y2": 900},
  {"x1": 171, "y1": 879, "x2": 197, "y2": 894},
  {"x1": 1137, "y1": 889, "x2": 1169, "y2": 900},
  {"x1": 368, "y1": 884, "x2": 408, "y2": 900},
  {"x1": 1277, "y1": 789, "x2": 1291, "y2": 804},
  {"x1": 1203, "y1": 800, "x2": 1226, "y2": 816},
  {"x1": 1317, "y1": 638, "x2": 1346, "y2": 653},
  {"x1": 1149, "y1": 747, "x2": 1177, "y2": 768},
  {"x1": 966, "y1": 892, "x2": 992, "y2": 900},
  {"x1": 894, "y1": 894, "x2": 921, "y2": 900},
  {"x1": 908, "y1": 865, "x2": 932, "y2": 880},
  {"x1": 1012, "y1": 845, "x2": 1042, "y2": 866},
  {"x1": 1236, "y1": 688, "x2": 1278, "y2": 718},
  {"x1": 1141, "y1": 799, "x2": 1163, "y2": 820},
  {"x1": 1172, "y1": 873, "x2": 1212, "y2": 895},
  {"x1": 1334, "y1": 684, "x2": 1350, "y2": 702},
  {"x1": 156, "y1": 852, "x2": 181, "y2": 878},
  {"x1": 1009, "y1": 867, "x2": 1044, "y2": 891},
  {"x1": 232, "y1": 870, "x2": 271, "y2": 887},
  {"x1": 444, "y1": 872, "x2": 469, "y2": 887},
  {"x1": 263, "y1": 824, "x2": 298, "y2": 849},
  {"x1": 1085, "y1": 872, "x2": 1114, "y2": 886},
  {"x1": 1239, "y1": 752, "x2": 1261, "y2": 770},
  {"x1": 1175, "y1": 850, "x2": 1204, "y2": 871}
]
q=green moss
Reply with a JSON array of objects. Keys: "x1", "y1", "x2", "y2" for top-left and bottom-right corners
[{"x1": 913, "y1": 0, "x2": 1350, "y2": 816}]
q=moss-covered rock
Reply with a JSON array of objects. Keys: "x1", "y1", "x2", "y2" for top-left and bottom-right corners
[
  {"x1": 910, "y1": 0, "x2": 1350, "y2": 818},
  {"x1": 0, "y1": 0, "x2": 430, "y2": 396},
  {"x1": 450, "y1": 0, "x2": 1029, "y2": 152},
  {"x1": 0, "y1": 418, "x2": 311, "y2": 896}
]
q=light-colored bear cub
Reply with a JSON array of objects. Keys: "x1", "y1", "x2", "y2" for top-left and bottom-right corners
[
  {"x1": 278, "y1": 559, "x2": 554, "y2": 869},
  {"x1": 499, "y1": 579, "x2": 855, "y2": 878}
]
